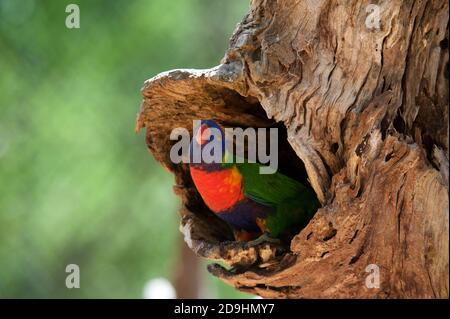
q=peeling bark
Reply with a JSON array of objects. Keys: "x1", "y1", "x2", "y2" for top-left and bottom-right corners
[{"x1": 136, "y1": 0, "x2": 448, "y2": 298}]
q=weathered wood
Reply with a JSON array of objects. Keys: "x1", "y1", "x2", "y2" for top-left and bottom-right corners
[{"x1": 137, "y1": 0, "x2": 448, "y2": 298}]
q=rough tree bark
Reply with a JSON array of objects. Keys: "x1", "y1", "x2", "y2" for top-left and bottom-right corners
[{"x1": 136, "y1": 0, "x2": 449, "y2": 298}]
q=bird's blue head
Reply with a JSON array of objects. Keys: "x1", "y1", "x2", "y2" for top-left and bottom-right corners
[{"x1": 190, "y1": 120, "x2": 226, "y2": 169}]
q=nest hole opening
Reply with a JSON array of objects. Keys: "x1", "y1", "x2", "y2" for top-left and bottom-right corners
[{"x1": 176, "y1": 87, "x2": 319, "y2": 248}]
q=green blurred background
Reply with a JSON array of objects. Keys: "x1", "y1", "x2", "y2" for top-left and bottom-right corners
[{"x1": 0, "y1": 0, "x2": 252, "y2": 298}]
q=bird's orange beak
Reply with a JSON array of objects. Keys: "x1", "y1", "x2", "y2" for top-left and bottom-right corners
[{"x1": 195, "y1": 124, "x2": 210, "y2": 145}]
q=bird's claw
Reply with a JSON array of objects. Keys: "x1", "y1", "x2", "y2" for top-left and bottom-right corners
[{"x1": 247, "y1": 232, "x2": 281, "y2": 247}]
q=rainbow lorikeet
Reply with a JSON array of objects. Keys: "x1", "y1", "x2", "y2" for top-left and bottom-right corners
[{"x1": 189, "y1": 120, "x2": 320, "y2": 243}]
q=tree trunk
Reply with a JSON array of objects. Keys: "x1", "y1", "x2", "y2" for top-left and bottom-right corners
[
  {"x1": 173, "y1": 235, "x2": 202, "y2": 298},
  {"x1": 136, "y1": 0, "x2": 449, "y2": 298}
]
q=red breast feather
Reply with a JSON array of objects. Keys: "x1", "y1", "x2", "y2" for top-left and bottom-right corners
[{"x1": 190, "y1": 166, "x2": 245, "y2": 213}]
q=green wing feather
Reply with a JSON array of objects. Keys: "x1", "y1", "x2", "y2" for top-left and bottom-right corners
[
  {"x1": 236, "y1": 161, "x2": 320, "y2": 237},
  {"x1": 236, "y1": 162, "x2": 306, "y2": 205}
]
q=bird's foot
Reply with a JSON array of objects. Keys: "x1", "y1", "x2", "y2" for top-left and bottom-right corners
[
  {"x1": 234, "y1": 230, "x2": 260, "y2": 242},
  {"x1": 247, "y1": 232, "x2": 281, "y2": 247}
]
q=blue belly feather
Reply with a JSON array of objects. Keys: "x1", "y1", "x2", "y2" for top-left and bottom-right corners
[{"x1": 217, "y1": 198, "x2": 274, "y2": 232}]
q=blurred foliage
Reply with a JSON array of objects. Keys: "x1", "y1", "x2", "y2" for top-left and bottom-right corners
[{"x1": 0, "y1": 0, "x2": 251, "y2": 298}]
